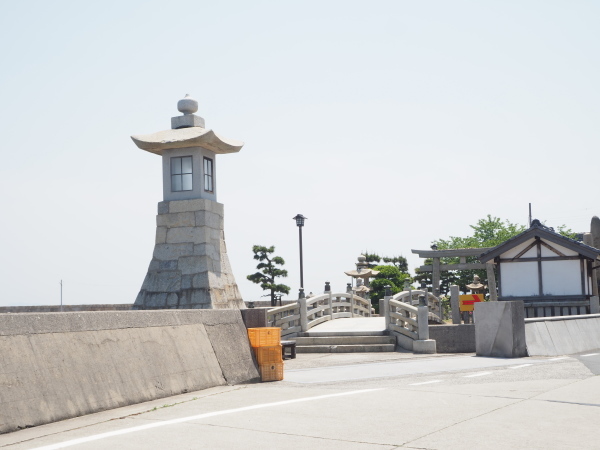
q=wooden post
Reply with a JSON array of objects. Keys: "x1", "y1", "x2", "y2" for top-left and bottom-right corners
[
  {"x1": 450, "y1": 285, "x2": 460, "y2": 324},
  {"x1": 328, "y1": 290, "x2": 333, "y2": 321},
  {"x1": 486, "y1": 263, "x2": 498, "y2": 301}
]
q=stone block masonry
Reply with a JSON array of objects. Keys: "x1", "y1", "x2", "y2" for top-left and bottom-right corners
[
  {"x1": 134, "y1": 199, "x2": 244, "y2": 310},
  {"x1": 0, "y1": 310, "x2": 260, "y2": 434}
]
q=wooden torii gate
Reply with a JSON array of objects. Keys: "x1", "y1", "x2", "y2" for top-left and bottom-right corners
[{"x1": 411, "y1": 247, "x2": 498, "y2": 301}]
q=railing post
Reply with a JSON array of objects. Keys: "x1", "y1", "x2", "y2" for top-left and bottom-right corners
[
  {"x1": 327, "y1": 283, "x2": 334, "y2": 321},
  {"x1": 299, "y1": 296, "x2": 308, "y2": 332},
  {"x1": 450, "y1": 285, "x2": 461, "y2": 324},
  {"x1": 417, "y1": 294, "x2": 429, "y2": 340},
  {"x1": 350, "y1": 295, "x2": 355, "y2": 317},
  {"x1": 383, "y1": 285, "x2": 391, "y2": 330}
]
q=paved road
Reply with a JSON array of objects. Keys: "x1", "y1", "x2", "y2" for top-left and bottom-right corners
[{"x1": 2, "y1": 350, "x2": 599, "y2": 449}]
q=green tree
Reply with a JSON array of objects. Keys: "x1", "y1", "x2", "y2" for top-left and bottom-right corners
[
  {"x1": 362, "y1": 252, "x2": 381, "y2": 268},
  {"x1": 247, "y1": 245, "x2": 290, "y2": 306},
  {"x1": 382, "y1": 255, "x2": 409, "y2": 272},
  {"x1": 369, "y1": 265, "x2": 412, "y2": 305}
]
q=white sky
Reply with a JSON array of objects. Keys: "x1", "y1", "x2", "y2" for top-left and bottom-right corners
[{"x1": 0, "y1": 0, "x2": 598, "y2": 306}]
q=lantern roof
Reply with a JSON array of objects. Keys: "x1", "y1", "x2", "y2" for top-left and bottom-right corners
[{"x1": 131, "y1": 94, "x2": 244, "y2": 155}]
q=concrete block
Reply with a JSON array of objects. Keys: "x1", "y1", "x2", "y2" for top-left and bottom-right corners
[
  {"x1": 179, "y1": 256, "x2": 212, "y2": 275},
  {"x1": 166, "y1": 293, "x2": 179, "y2": 306},
  {"x1": 145, "y1": 293, "x2": 168, "y2": 308},
  {"x1": 157, "y1": 201, "x2": 169, "y2": 214},
  {"x1": 191, "y1": 289, "x2": 211, "y2": 305},
  {"x1": 393, "y1": 332, "x2": 414, "y2": 351},
  {"x1": 194, "y1": 242, "x2": 221, "y2": 260},
  {"x1": 153, "y1": 243, "x2": 194, "y2": 261},
  {"x1": 166, "y1": 227, "x2": 209, "y2": 244},
  {"x1": 240, "y1": 308, "x2": 268, "y2": 328},
  {"x1": 413, "y1": 339, "x2": 436, "y2": 354},
  {"x1": 168, "y1": 199, "x2": 210, "y2": 213},
  {"x1": 171, "y1": 114, "x2": 205, "y2": 129},
  {"x1": 157, "y1": 212, "x2": 196, "y2": 228},
  {"x1": 428, "y1": 324, "x2": 475, "y2": 353},
  {"x1": 181, "y1": 275, "x2": 192, "y2": 290},
  {"x1": 195, "y1": 210, "x2": 223, "y2": 229},
  {"x1": 474, "y1": 301, "x2": 527, "y2": 358},
  {"x1": 141, "y1": 271, "x2": 181, "y2": 293},
  {"x1": 155, "y1": 226, "x2": 167, "y2": 244}
]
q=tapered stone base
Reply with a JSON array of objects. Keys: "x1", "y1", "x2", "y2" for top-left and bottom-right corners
[{"x1": 133, "y1": 199, "x2": 245, "y2": 310}]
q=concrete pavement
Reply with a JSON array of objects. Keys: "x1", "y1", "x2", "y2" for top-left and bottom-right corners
[{"x1": 1, "y1": 350, "x2": 599, "y2": 449}]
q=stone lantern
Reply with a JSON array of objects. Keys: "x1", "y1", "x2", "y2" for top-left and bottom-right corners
[
  {"x1": 131, "y1": 95, "x2": 244, "y2": 310},
  {"x1": 466, "y1": 275, "x2": 486, "y2": 295},
  {"x1": 344, "y1": 255, "x2": 379, "y2": 288}
]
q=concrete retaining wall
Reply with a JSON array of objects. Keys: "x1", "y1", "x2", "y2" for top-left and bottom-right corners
[
  {"x1": 525, "y1": 314, "x2": 600, "y2": 356},
  {"x1": 429, "y1": 324, "x2": 475, "y2": 353},
  {"x1": 0, "y1": 304, "x2": 132, "y2": 314},
  {"x1": 0, "y1": 310, "x2": 260, "y2": 434}
]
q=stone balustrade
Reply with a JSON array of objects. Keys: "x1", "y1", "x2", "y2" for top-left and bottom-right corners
[
  {"x1": 381, "y1": 289, "x2": 438, "y2": 353},
  {"x1": 266, "y1": 291, "x2": 372, "y2": 338}
]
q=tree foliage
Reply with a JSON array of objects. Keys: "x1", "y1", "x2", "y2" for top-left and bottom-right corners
[
  {"x1": 369, "y1": 265, "x2": 411, "y2": 303},
  {"x1": 362, "y1": 252, "x2": 381, "y2": 268},
  {"x1": 246, "y1": 245, "x2": 290, "y2": 306}
]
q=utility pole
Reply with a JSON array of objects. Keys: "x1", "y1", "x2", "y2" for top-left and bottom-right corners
[{"x1": 528, "y1": 203, "x2": 532, "y2": 227}]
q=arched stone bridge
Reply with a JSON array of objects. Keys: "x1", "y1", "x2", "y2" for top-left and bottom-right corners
[{"x1": 266, "y1": 289, "x2": 442, "y2": 353}]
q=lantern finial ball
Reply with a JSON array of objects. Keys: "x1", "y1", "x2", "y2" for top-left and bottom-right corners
[{"x1": 177, "y1": 94, "x2": 198, "y2": 115}]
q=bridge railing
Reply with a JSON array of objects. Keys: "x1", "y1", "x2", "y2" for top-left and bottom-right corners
[
  {"x1": 266, "y1": 291, "x2": 372, "y2": 338},
  {"x1": 267, "y1": 302, "x2": 301, "y2": 338},
  {"x1": 392, "y1": 289, "x2": 443, "y2": 323},
  {"x1": 386, "y1": 299, "x2": 419, "y2": 340},
  {"x1": 381, "y1": 289, "x2": 439, "y2": 342}
]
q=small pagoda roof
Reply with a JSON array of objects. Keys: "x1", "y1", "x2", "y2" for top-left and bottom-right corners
[
  {"x1": 344, "y1": 268, "x2": 379, "y2": 278},
  {"x1": 479, "y1": 219, "x2": 600, "y2": 263},
  {"x1": 131, "y1": 127, "x2": 244, "y2": 156}
]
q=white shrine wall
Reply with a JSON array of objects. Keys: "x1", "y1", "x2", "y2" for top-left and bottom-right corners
[
  {"x1": 501, "y1": 261, "x2": 539, "y2": 297},
  {"x1": 499, "y1": 238, "x2": 585, "y2": 297},
  {"x1": 541, "y1": 259, "x2": 582, "y2": 295}
]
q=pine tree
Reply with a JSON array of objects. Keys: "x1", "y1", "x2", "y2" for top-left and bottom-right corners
[{"x1": 247, "y1": 245, "x2": 291, "y2": 306}]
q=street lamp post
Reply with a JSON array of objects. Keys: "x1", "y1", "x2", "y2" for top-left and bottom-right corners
[{"x1": 293, "y1": 214, "x2": 307, "y2": 298}]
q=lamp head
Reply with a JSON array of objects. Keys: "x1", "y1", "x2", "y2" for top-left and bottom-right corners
[{"x1": 293, "y1": 214, "x2": 307, "y2": 227}]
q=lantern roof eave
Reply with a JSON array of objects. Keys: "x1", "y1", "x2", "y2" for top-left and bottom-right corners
[{"x1": 131, "y1": 127, "x2": 244, "y2": 155}]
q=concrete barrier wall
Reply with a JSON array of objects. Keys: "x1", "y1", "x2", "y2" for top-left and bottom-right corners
[
  {"x1": 525, "y1": 314, "x2": 600, "y2": 356},
  {"x1": 429, "y1": 324, "x2": 475, "y2": 353},
  {"x1": 0, "y1": 304, "x2": 132, "y2": 313},
  {"x1": 0, "y1": 310, "x2": 260, "y2": 434}
]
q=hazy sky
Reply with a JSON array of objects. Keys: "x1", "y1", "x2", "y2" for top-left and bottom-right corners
[{"x1": 1, "y1": 1, "x2": 598, "y2": 306}]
